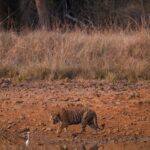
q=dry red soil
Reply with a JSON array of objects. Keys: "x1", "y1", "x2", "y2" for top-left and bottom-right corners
[{"x1": 0, "y1": 79, "x2": 150, "y2": 146}]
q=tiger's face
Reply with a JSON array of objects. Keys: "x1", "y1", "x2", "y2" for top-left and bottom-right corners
[{"x1": 50, "y1": 113, "x2": 61, "y2": 124}]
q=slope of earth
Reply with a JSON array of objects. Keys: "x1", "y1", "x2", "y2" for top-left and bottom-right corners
[{"x1": 0, "y1": 79, "x2": 150, "y2": 146}]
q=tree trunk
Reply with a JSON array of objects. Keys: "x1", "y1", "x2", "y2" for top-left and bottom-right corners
[
  {"x1": 35, "y1": 0, "x2": 50, "y2": 29},
  {"x1": 0, "y1": 1, "x2": 8, "y2": 30},
  {"x1": 20, "y1": 0, "x2": 36, "y2": 29}
]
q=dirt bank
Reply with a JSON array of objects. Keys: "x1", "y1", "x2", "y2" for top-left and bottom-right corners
[{"x1": 0, "y1": 79, "x2": 150, "y2": 146}]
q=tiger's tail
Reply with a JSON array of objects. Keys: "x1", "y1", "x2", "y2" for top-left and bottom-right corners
[{"x1": 94, "y1": 113, "x2": 105, "y2": 130}]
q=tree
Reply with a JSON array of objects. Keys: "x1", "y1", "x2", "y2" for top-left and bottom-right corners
[
  {"x1": 35, "y1": 0, "x2": 50, "y2": 29},
  {"x1": 0, "y1": 0, "x2": 50, "y2": 30}
]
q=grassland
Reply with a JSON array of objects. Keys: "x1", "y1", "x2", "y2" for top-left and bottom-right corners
[{"x1": 0, "y1": 29, "x2": 150, "y2": 82}]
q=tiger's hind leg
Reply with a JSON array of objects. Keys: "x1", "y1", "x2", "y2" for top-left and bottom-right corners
[
  {"x1": 88, "y1": 121, "x2": 99, "y2": 134},
  {"x1": 88, "y1": 113, "x2": 100, "y2": 134},
  {"x1": 88, "y1": 121, "x2": 98, "y2": 130}
]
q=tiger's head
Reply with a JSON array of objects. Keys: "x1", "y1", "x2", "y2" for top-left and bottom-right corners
[{"x1": 50, "y1": 112, "x2": 61, "y2": 124}]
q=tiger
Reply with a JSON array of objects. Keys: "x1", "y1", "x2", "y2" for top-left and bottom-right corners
[{"x1": 50, "y1": 104, "x2": 102, "y2": 136}]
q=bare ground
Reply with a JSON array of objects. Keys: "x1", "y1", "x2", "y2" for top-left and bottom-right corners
[{"x1": 0, "y1": 79, "x2": 150, "y2": 147}]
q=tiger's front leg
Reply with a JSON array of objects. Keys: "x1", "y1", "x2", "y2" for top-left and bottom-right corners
[
  {"x1": 56, "y1": 123, "x2": 68, "y2": 137},
  {"x1": 56, "y1": 125, "x2": 62, "y2": 137}
]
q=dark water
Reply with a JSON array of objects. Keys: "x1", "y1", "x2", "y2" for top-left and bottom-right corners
[
  {"x1": 1, "y1": 141, "x2": 150, "y2": 150},
  {"x1": 1, "y1": 135, "x2": 150, "y2": 150}
]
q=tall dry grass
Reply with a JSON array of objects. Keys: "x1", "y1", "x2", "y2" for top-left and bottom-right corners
[{"x1": 0, "y1": 29, "x2": 150, "y2": 82}]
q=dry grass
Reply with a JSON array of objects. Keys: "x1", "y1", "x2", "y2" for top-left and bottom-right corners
[{"x1": 0, "y1": 29, "x2": 150, "y2": 82}]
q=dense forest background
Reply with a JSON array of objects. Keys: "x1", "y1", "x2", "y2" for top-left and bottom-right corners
[
  {"x1": 0, "y1": 1, "x2": 150, "y2": 81},
  {"x1": 47, "y1": 0, "x2": 150, "y2": 28},
  {"x1": 0, "y1": 0, "x2": 150, "y2": 30}
]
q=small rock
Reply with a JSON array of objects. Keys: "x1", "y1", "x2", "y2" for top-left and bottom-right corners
[
  {"x1": 107, "y1": 129, "x2": 111, "y2": 134},
  {"x1": 113, "y1": 128, "x2": 119, "y2": 133},
  {"x1": 42, "y1": 127, "x2": 46, "y2": 131},
  {"x1": 141, "y1": 116, "x2": 147, "y2": 121},
  {"x1": 115, "y1": 101, "x2": 120, "y2": 105},
  {"x1": 19, "y1": 115, "x2": 26, "y2": 120},
  {"x1": 7, "y1": 125, "x2": 12, "y2": 129},
  {"x1": 7, "y1": 122, "x2": 16, "y2": 129},
  {"x1": 96, "y1": 93, "x2": 101, "y2": 97},
  {"x1": 41, "y1": 122, "x2": 46, "y2": 126},
  {"x1": 63, "y1": 98, "x2": 70, "y2": 101},
  {"x1": 46, "y1": 128, "x2": 53, "y2": 131},
  {"x1": 15, "y1": 101, "x2": 23, "y2": 104},
  {"x1": 8, "y1": 120, "x2": 13, "y2": 124},
  {"x1": 37, "y1": 142, "x2": 44, "y2": 146},
  {"x1": 0, "y1": 78, "x2": 12, "y2": 88}
]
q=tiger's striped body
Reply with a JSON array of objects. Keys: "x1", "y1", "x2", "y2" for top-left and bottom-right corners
[{"x1": 50, "y1": 105, "x2": 100, "y2": 136}]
